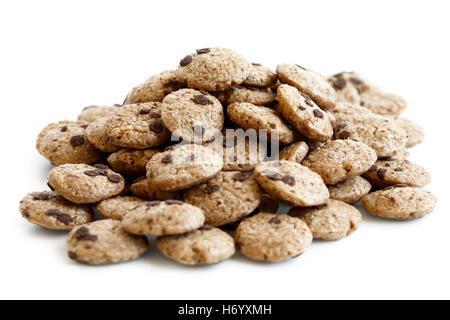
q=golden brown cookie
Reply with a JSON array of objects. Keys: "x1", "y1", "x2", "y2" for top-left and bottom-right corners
[{"x1": 328, "y1": 176, "x2": 372, "y2": 204}]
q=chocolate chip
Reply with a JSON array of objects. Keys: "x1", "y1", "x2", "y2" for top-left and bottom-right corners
[
  {"x1": 70, "y1": 135, "x2": 85, "y2": 147},
  {"x1": 139, "y1": 109, "x2": 149, "y2": 115},
  {"x1": 22, "y1": 210, "x2": 30, "y2": 218},
  {"x1": 269, "y1": 217, "x2": 281, "y2": 224},
  {"x1": 68, "y1": 251, "x2": 78, "y2": 260},
  {"x1": 377, "y1": 168, "x2": 387, "y2": 180},
  {"x1": 196, "y1": 48, "x2": 210, "y2": 54},
  {"x1": 47, "y1": 182, "x2": 55, "y2": 191},
  {"x1": 149, "y1": 121, "x2": 164, "y2": 133},
  {"x1": 180, "y1": 55, "x2": 193, "y2": 66},
  {"x1": 84, "y1": 170, "x2": 100, "y2": 177},
  {"x1": 298, "y1": 104, "x2": 306, "y2": 111},
  {"x1": 368, "y1": 165, "x2": 378, "y2": 172},
  {"x1": 147, "y1": 201, "x2": 162, "y2": 207},
  {"x1": 205, "y1": 184, "x2": 220, "y2": 194},
  {"x1": 313, "y1": 109, "x2": 324, "y2": 119},
  {"x1": 150, "y1": 111, "x2": 161, "y2": 118},
  {"x1": 75, "y1": 226, "x2": 98, "y2": 241},
  {"x1": 163, "y1": 79, "x2": 182, "y2": 88},
  {"x1": 252, "y1": 63, "x2": 262, "y2": 66},
  {"x1": 350, "y1": 77, "x2": 363, "y2": 85},
  {"x1": 199, "y1": 225, "x2": 214, "y2": 231},
  {"x1": 262, "y1": 170, "x2": 283, "y2": 181},
  {"x1": 233, "y1": 172, "x2": 250, "y2": 182},
  {"x1": 313, "y1": 203, "x2": 328, "y2": 210},
  {"x1": 394, "y1": 167, "x2": 404, "y2": 171},
  {"x1": 107, "y1": 174, "x2": 121, "y2": 183},
  {"x1": 45, "y1": 209, "x2": 73, "y2": 225},
  {"x1": 339, "y1": 130, "x2": 351, "y2": 139},
  {"x1": 60, "y1": 126, "x2": 68, "y2": 132},
  {"x1": 192, "y1": 95, "x2": 213, "y2": 105},
  {"x1": 165, "y1": 200, "x2": 184, "y2": 205},
  {"x1": 161, "y1": 154, "x2": 173, "y2": 163},
  {"x1": 282, "y1": 175, "x2": 296, "y2": 186},
  {"x1": 94, "y1": 164, "x2": 109, "y2": 170},
  {"x1": 333, "y1": 77, "x2": 347, "y2": 90},
  {"x1": 360, "y1": 101, "x2": 365, "y2": 106},
  {"x1": 80, "y1": 124, "x2": 89, "y2": 129},
  {"x1": 32, "y1": 192, "x2": 49, "y2": 201}
]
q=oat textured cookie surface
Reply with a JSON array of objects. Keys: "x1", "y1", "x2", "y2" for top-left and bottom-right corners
[
  {"x1": 97, "y1": 195, "x2": 147, "y2": 221},
  {"x1": 328, "y1": 176, "x2": 372, "y2": 204},
  {"x1": 77, "y1": 105, "x2": 121, "y2": 123}
]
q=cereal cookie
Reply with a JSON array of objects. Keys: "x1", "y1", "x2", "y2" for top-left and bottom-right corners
[
  {"x1": 123, "y1": 70, "x2": 185, "y2": 104},
  {"x1": 106, "y1": 103, "x2": 170, "y2": 149},
  {"x1": 393, "y1": 117, "x2": 425, "y2": 147},
  {"x1": 277, "y1": 84, "x2": 333, "y2": 141},
  {"x1": 327, "y1": 74, "x2": 361, "y2": 105},
  {"x1": 302, "y1": 140, "x2": 377, "y2": 185},
  {"x1": 219, "y1": 86, "x2": 276, "y2": 106},
  {"x1": 276, "y1": 64, "x2": 336, "y2": 110},
  {"x1": 36, "y1": 121, "x2": 102, "y2": 165},
  {"x1": 279, "y1": 141, "x2": 309, "y2": 163},
  {"x1": 363, "y1": 159, "x2": 431, "y2": 188},
  {"x1": 254, "y1": 160, "x2": 329, "y2": 207},
  {"x1": 289, "y1": 199, "x2": 362, "y2": 240},
  {"x1": 161, "y1": 89, "x2": 224, "y2": 142},
  {"x1": 184, "y1": 171, "x2": 262, "y2": 226},
  {"x1": 360, "y1": 90, "x2": 407, "y2": 116},
  {"x1": 48, "y1": 164, "x2": 125, "y2": 204},
  {"x1": 227, "y1": 102, "x2": 294, "y2": 145},
  {"x1": 242, "y1": 63, "x2": 278, "y2": 88},
  {"x1": 176, "y1": 48, "x2": 251, "y2": 91},
  {"x1": 19, "y1": 191, "x2": 93, "y2": 230},
  {"x1": 67, "y1": 219, "x2": 149, "y2": 265},
  {"x1": 77, "y1": 105, "x2": 120, "y2": 123},
  {"x1": 107, "y1": 148, "x2": 159, "y2": 177},
  {"x1": 146, "y1": 144, "x2": 223, "y2": 191},
  {"x1": 328, "y1": 176, "x2": 372, "y2": 204},
  {"x1": 362, "y1": 186, "x2": 437, "y2": 220},
  {"x1": 86, "y1": 117, "x2": 121, "y2": 153},
  {"x1": 157, "y1": 226, "x2": 235, "y2": 265},
  {"x1": 235, "y1": 213, "x2": 313, "y2": 262},
  {"x1": 97, "y1": 196, "x2": 147, "y2": 221}
]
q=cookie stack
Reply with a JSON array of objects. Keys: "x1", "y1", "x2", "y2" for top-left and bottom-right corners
[{"x1": 20, "y1": 47, "x2": 436, "y2": 265}]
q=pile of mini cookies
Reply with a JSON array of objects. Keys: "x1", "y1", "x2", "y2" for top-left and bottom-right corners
[{"x1": 20, "y1": 48, "x2": 437, "y2": 265}]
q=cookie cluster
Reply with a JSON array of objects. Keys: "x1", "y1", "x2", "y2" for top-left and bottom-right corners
[{"x1": 20, "y1": 47, "x2": 436, "y2": 265}]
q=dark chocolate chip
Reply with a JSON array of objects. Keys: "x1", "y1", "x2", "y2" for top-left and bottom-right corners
[
  {"x1": 298, "y1": 104, "x2": 306, "y2": 111},
  {"x1": 60, "y1": 126, "x2": 68, "y2": 132},
  {"x1": 350, "y1": 77, "x2": 363, "y2": 85},
  {"x1": 75, "y1": 226, "x2": 98, "y2": 241},
  {"x1": 70, "y1": 135, "x2": 85, "y2": 147},
  {"x1": 139, "y1": 109, "x2": 149, "y2": 115},
  {"x1": 252, "y1": 63, "x2": 262, "y2": 66},
  {"x1": 22, "y1": 210, "x2": 30, "y2": 218},
  {"x1": 196, "y1": 48, "x2": 210, "y2": 54},
  {"x1": 368, "y1": 165, "x2": 378, "y2": 172},
  {"x1": 282, "y1": 175, "x2": 296, "y2": 186},
  {"x1": 45, "y1": 209, "x2": 73, "y2": 225},
  {"x1": 163, "y1": 79, "x2": 182, "y2": 89},
  {"x1": 337, "y1": 123, "x2": 347, "y2": 130},
  {"x1": 233, "y1": 172, "x2": 250, "y2": 182},
  {"x1": 149, "y1": 121, "x2": 164, "y2": 133},
  {"x1": 269, "y1": 217, "x2": 281, "y2": 224},
  {"x1": 339, "y1": 130, "x2": 351, "y2": 139},
  {"x1": 94, "y1": 164, "x2": 109, "y2": 170},
  {"x1": 68, "y1": 251, "x2": 78, "y2": 260},
  {"x1": 80, "y1": 124, "x2": 89, "y2": 129},
  {"x1": 313, "y1": 109, "x2": 324, "y2": 119},
  {"x1": 205, "y1": 184, "x2": 220, "y2": 194},
  {"x1": 377, "y1": 168, "x2": 387, "y2": 180},
  {"x1": 394, "y1": 167, "x2": 404, "y2": 171},
  {"x1": 192, "y1": 95, "x2": 213, "y2": 105},
  {"x1": 262, "y1": 170, "x2": 283, "y2": 181},
  {"x1": 150, "y1": 111, "x2": 161, "y2": 118},
  {"x1": 84, "y1": 170, "x2": 100, "y2": 177},
  {"x1": 161, "y1": 154, "x2": 173, "y2": 164},
  {"x1": 333, "y1": 77, "x2": 347, "y2": 90},
  {"x1": 107, "y1": 174, "x2": 122, "y2": 183},
  {"x1": 180, "y1": 55, "x2": 193, "y2": 66},
  {"x1": 32, "y1": 192, "x2": 49, "y2": 201}
]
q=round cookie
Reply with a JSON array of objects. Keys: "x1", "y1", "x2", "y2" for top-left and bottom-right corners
[
  {"x1": 96, "y1": 196, "x2": 147, "y2": 221},
  {"x1": 176, "y1": 48, "x2": 252, "y2": 91},
  {"x1": 48, "y1": 164, "x2": 125, "y2": 204},
  {"x1": 362, "y1": 186, "x2": 437, "y2": 220},
  {"x1": 277, "y1": 84, "x2": 333, "y2": 141},
  {"x1": 184, "y1": 171, "x2": 262, "y2": 226},
  {"x1": 36, "y1": 121, "x2": 102, "y2": 165},
  {"x1": 77, "y1": 105, "x2": 121, "y2": 123},
  {"x1": 363, "y1": 159, "x2": 431, "y2": 188},
  {"x1": 330, "y1": 71, "x2": 380, "y2": 94},
  {"x1": 107, "y1": 148, "x2": 159, "y2": 177},
  {"x1": 219, "y1": 86, "x2": 276, "y2": 106},
  {"x1": 328, "y1": 176, "x2": 372, "y2": 204},
  {"x1": 334, "y1": 113, "x2": 407, "y2": 158},
  {"x1": 123, "y1": 70, "x2": 185, "y2": 104},
  {"x1": 235, "y1": 213, "x2": 313, "y2": 262},
  {"x1": 146, "y1": 144, "x2": 223, "y2": 191},
  {"x1": 360, "y1": 90, "x2": 407, "y2": 116},
  {"x1": 254, "y1": 160, "x2": 329, "y2": 207},
  {"x1": 106, "y1": 103, "x2": 170, "y2": 149},
  {"x1": 19, "y1": 191, "x2": 93, "y2": 230},
  {"x1": 157, "y1": 226, "x2": 235, "y2": 265},
  {"x1": 276, "y1": 64, "x2": 336, "y2": 110},
  {"x1": 86, "y1": 117, "x2": 121, "y2": 153},
  {"x1": 122, "y1": 200, "x2": 205, "y2": 236},
  {"x1": 227, "y1": 102, "x2": 294, "y2": 145},
  {"x1": 289, "y1": 199, "x2": 362, "y2": 240},
  {"x1": 327, "y1": 74, "x2": 361, "y2": 105},
  {"x1": 302, "y1": 140, "x2": 377, "y2": 185},
  {"x1": 242, "y1": 63, "x2": 278, "y2": 88},
  {"x1": 161, "y1": 89, "x2": 224, "y2": 142},
  {"x1": 393, "y1": 117, "x2": 425, "y2": 147},
  {"x1": 328, "y1": 102, "x2": 374, "y2": 125},
  {"x1": 279, "y1": 141, "x2": 309, "y2": 163},
  {"x1": 129, "y1": 177, "x2": 182, "y2": 200},
  {"x1": 67, "y1": 219, "x2": 149, "y2": 265}
]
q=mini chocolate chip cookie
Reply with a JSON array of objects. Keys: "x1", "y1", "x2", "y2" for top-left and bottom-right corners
[
  {"x1": 360, "y1": 90, "x2": 407, "y2": 116},
  {"x1": 161, "y1": 89, "x2": 224, "y2": 142},
  {"x1": 67, "y1": 219, "x2": 149, "y2": 265},
  {"x1": 184, "y1": 171, "x2": 262, "y2": 226},
  {"x1": 276, "y1": 64, "x2": 336, "y2": 110},
  {"x1": 157, "y1": 226, "x2": 235, "y2": 265},
  {"x1": 77, "y1": 104, "x2": 121, "y2": 123},
  {"x1": 327, "y1": 74, "x2": 361, "y2": 105},
  {"x1": 146, "y1": 144, "x2": 223, "y2": 191},
  {"x1": 36, "y1": 121, "x2": 102, "y2": 165},
  {"x1": 122, "y1": 200, "x2": 205, "y2": 236},
  {"x1": 277, "y1": 84, "x2": 333, "y2": 141},
  {"x1": 218, "y1": 86, "x2": 276, "y2": 106},
  {"x1": 242, "y1": 63, "x2": 278, "y2": 88},
  {"x1": 330, "y1": 71, "x2": 380, "y2": 94},
  {"x1": 123, "y1": 70, "x2": 185, "y2": 104},
  {"x1": 235, "y1": 213, "x2": 313, "y2": 262},
  {"x1": 392, "y1": 117, "x2": 425, "y2": 147},
  {"x1": 289, "y1": 199, "x2": 362, "y2": 240},
  {"x1": 328, "y1": 176, "x2": 372, "y2": 204},
  {"x1": 363, "y1": 159, "x2": 431, "y2": 188},
  {"x1": 48, "y1": 164, "x2": 125, "y2": 204},
  {"x1": 107, "y1": 148, "x2": 159, "y2": 177},
  {"x1": 106, "y1": 103, "x2": 170, "y2": 149},
  {"x1": 254, "y1": 160, "x2": 329, "y2": 207},
  {"x1": 85, "y1": 117, "x2": 121, "y2": 153},
  {"x1": 19, "y1": 191, "x2": 94, "y2": 230},
  {"x1": 96, "y1": 195, "x2": 147, "y2": 221},
  {"x1": 279, "y1": 141, "x2": 309, "y2": 163},
  {"x1": 129, "y1": 177, "x2": 182, "y2": 200},
  {"x1": 302, "y1": 140, "x2": 377, "y2": 185},
  {"x1": 227, "y1": 102, "x2": 294, "y2": 145},
  {"x1": 176, "y1": 48, "x2": 252, "y2": 91},
  {"x1": 362, "y1": 186, "x2": 437, "y2": 220}
]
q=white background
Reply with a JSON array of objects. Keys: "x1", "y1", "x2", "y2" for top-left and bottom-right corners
[{"x1": 1, "y1": 0, "x2": 449, "y2": 300}]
